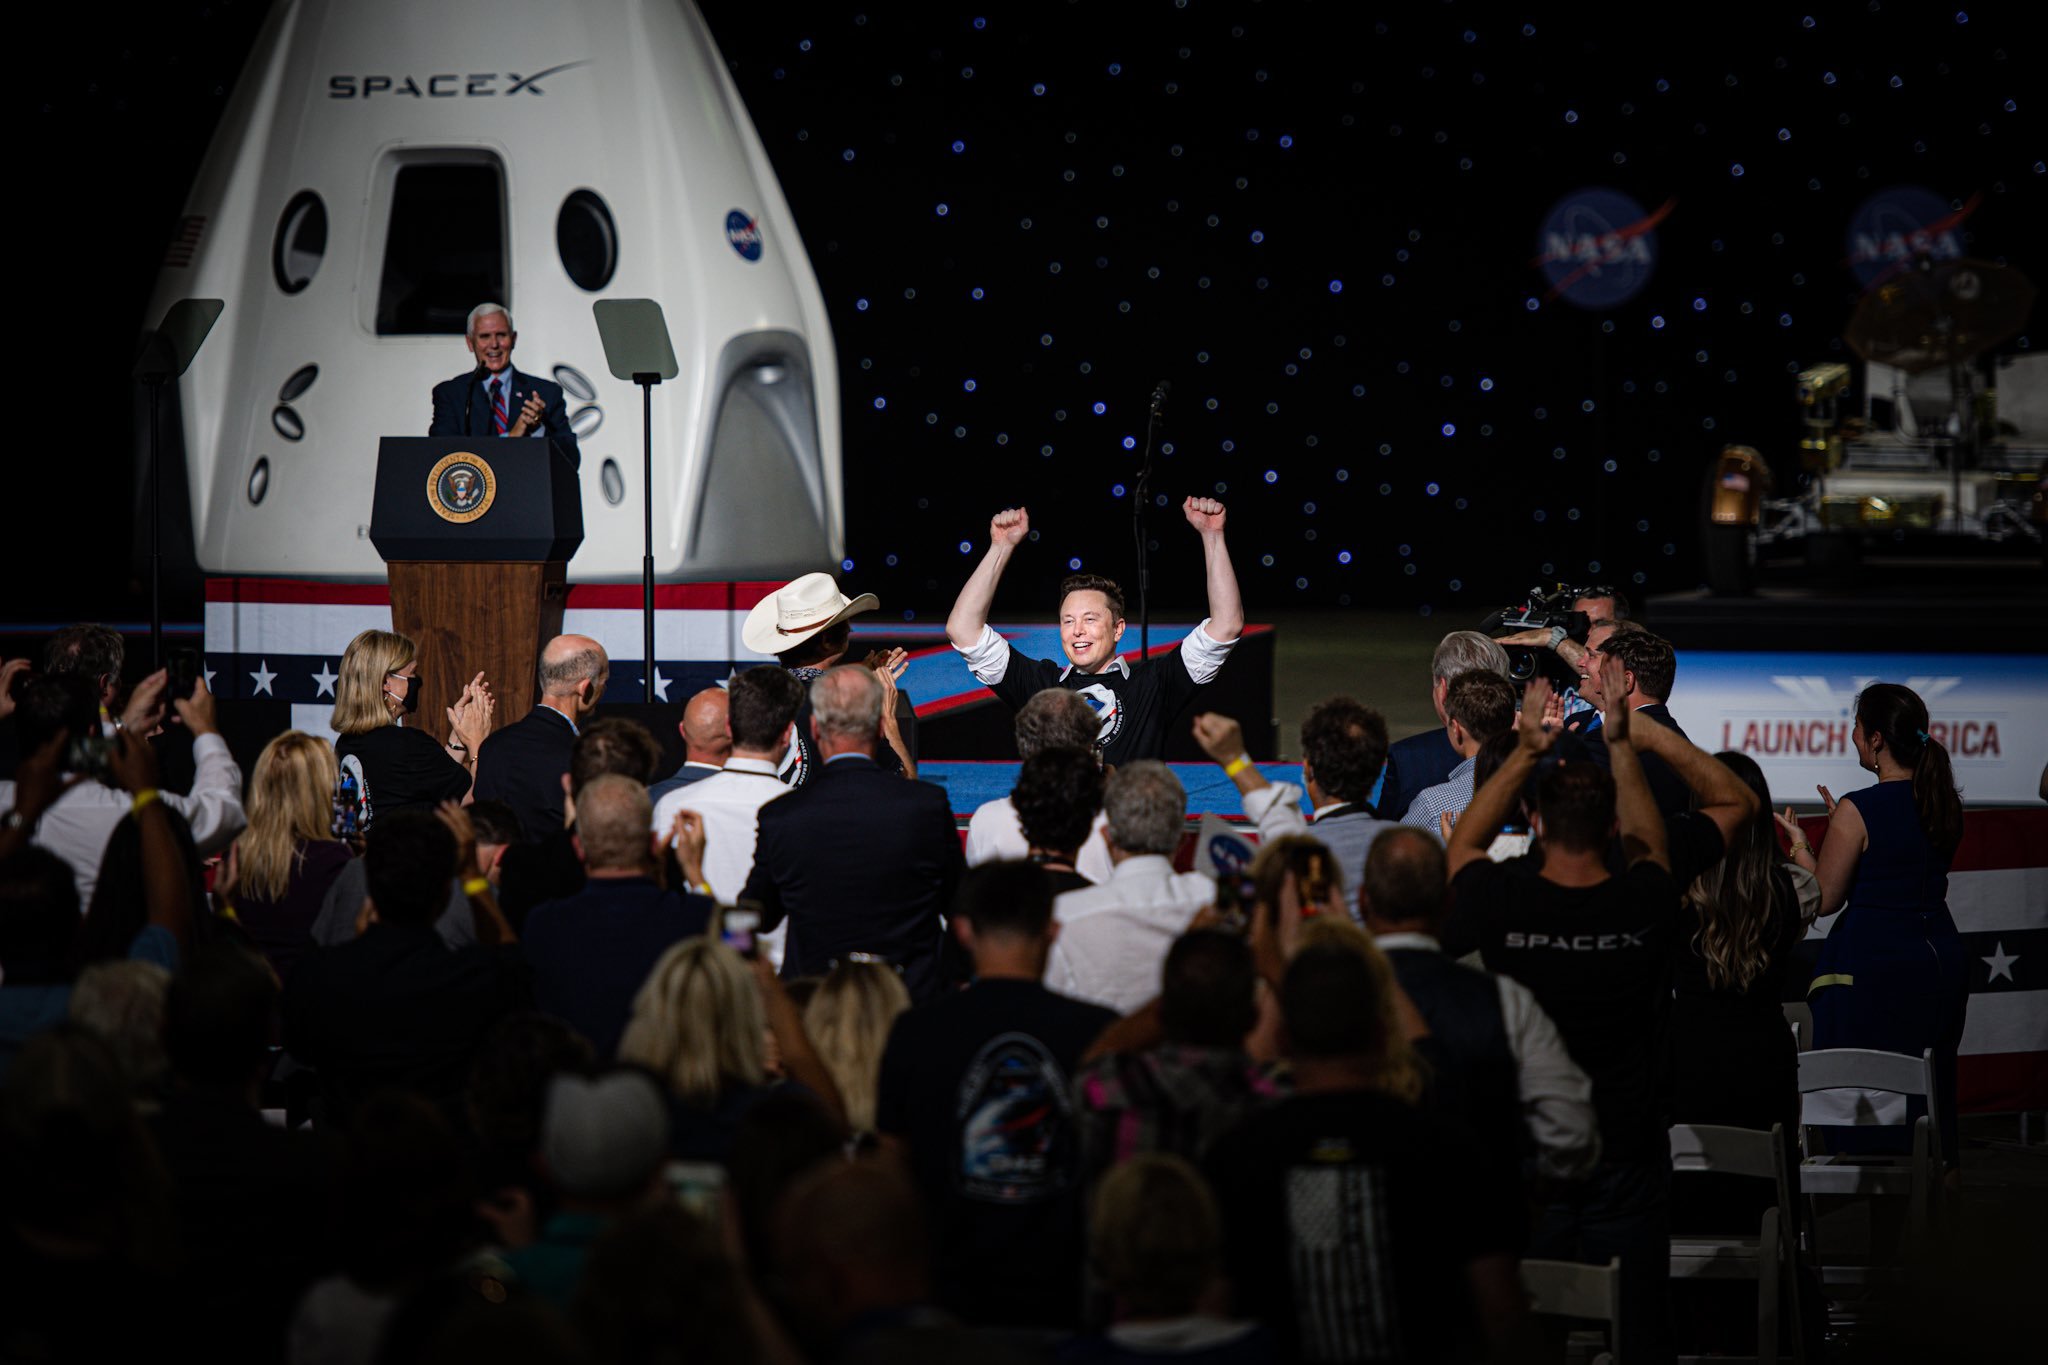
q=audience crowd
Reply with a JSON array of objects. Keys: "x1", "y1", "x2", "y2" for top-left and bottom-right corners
[{"x1": 0, "y1": 604, "x2": 1984, "y2": 1364}]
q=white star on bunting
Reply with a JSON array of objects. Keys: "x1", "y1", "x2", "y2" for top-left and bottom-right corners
[
  {"x1": 250, "y1": 660, "x2": 277, "y2": 696},
  {"x1": 1980, "y1": 941, "x2": 2019, "y2": 984},
  {"x1": 312, "y1": 662, "x2": 339, "y2": 698},
  {"x1": 651, "y1": 668, "x2": 671, "y2": 703},
  {"x1": 202, "y1": 664, "x2": 216, "y2": 691}
]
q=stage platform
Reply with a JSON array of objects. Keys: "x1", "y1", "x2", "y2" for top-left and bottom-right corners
[{"x1": 1644, "y1": 564, "x2": 2047, "y2": 653}]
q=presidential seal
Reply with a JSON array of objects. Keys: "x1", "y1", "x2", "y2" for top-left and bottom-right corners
[{"x1": 427, "y1": 451, "x2": 496, "y2": 523}]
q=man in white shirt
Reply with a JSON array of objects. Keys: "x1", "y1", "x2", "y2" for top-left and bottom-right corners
[
  {"x1": 946, "y1": 500, "x2": 1242, "y2": 768},
  {"x1": 650, "y1": 666, "x2": 807, "y2": 965},
  {"x1": 963, "y1": 687, "x2": 1113, "y2": 881},
  {"x1": 1046, "y1": 761, "x2": 1212, "y2": 1014},
  {"x1": 16, "y1": 672, "x2": 244, "y2": 907}
]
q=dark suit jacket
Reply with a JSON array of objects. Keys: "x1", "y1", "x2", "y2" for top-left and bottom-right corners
[
  {"x1": 429, "y1": 366, "x2": 581, "y2": 468},
  {"x1": 1379, "y1": 726, "x2": 1459, "y2": 821},
  {"x1": 473, "y1": 706, "x2": 579, "y2": 843},
  {"x1": 1563, "y1": 702, "x2": 1693, "y2": 816},
  {"x1": 522, "y1": 876, "x2": 713, "y2": 1059},
  {"x1": 740, "y1": 754, "x2": 964, "y2": 1002}
]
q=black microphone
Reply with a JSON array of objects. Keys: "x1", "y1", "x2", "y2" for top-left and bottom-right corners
[
  {"x1": 463, "y1": 358, "x2": 487, "y2": 435},
  {"x1": 1149, "y1": 379, "x2": 1171, "y2": 420}
]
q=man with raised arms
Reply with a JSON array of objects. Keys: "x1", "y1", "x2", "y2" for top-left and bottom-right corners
[{"x1": 945, "y1": 499, "x2": 1243, "y2": 767}]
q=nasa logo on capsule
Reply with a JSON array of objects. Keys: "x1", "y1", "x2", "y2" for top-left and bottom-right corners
[
  {"x1": 1534, "y1": 188, "x2": 1672, "y2": 310},
  {"x1": 726, "y1": 210, "x2": 764, "y2": 262},
  {"x1": 427, "y1": 452, "x2": 497, "y2": 524}
]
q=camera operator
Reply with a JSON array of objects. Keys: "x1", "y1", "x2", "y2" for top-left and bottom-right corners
[{"x1": 1494, "y1": 585, "x2": 1631, "y2": 719}]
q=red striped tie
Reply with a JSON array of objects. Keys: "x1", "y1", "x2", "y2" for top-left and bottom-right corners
[{"x1": 491, "y1": 378, "x2": 509, "y2": 435}]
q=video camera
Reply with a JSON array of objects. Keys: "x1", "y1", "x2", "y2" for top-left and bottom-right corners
[{"x1": 1478, "y1": 585, "x2": 1593, "y2": 684}]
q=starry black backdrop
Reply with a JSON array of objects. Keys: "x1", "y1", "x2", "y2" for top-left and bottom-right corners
[{"x1": 12, "y1": 1, "x2": 2043, "y2": 624}]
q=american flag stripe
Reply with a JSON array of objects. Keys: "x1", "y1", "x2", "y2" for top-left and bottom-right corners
[{"x1": 162, "y1": 215, "x2": 206, "y2": 267}]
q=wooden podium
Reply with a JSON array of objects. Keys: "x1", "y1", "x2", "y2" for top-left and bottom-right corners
[{"x1": 370, "y1": 437, "x2": 583, "y2": 747}]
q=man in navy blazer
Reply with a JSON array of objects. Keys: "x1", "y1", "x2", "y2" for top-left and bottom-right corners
[
  {"x1": 474, "y1": 635, "x2": 609, "y2": 842},
  {"x1": 1379, "y1": 629, "x2": 1512, "y2": 820},
  {"x1": 741, "y1": 666, "x2": 964, "y2": 1003},
  {"x1": 428, "y1": 302, "x2": 581, "y2": 468}
]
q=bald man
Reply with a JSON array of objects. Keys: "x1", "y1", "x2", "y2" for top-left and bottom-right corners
[
  {"x1": 474, "y1": 634, "x2": 611, "y2": 841},
  {"x1": 647, "y1": 687, "x2": 731, "y2": 808}
]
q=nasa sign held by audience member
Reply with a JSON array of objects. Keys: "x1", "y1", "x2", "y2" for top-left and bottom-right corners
[
  {"x1": 1666, "y1": 651, "x2": 2048, "y2": 805},
  {"x1": 1533, "y1": 188, "x2": 1672, "y2": 309},
  {"x1": 1844, "y1": 185, "x2": 1976, "y2": 290}
]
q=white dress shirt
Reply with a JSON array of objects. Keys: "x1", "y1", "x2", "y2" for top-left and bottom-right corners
[
  {"x1": 1375, "y1": 930, "x2": 1602, "y2": 1181},
  {"x1": 650, "y1": 755, "x2": 790, "y2": 965},
  {"x1": 954, "y1": 618, "x2": 1237, "y2": 687},
  {"x1": 33, "y1": 732, "x2": 246, "y2": 908},
  {"x1": 963, "y1": 797, "x2": 1114, "y2": 882},
  {"x1": 1045, "y1": 853, "x2": 1214, "y2": 1014}
]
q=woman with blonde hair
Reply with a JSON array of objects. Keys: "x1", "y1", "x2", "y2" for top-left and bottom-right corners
[
  {"x1": 330, "y1": 628, "x2": 492, "y2": 825},
  {"x1": 222, "y1": 731, "x2": 353, "y2": 977},
  {"x1": 619, "y1": 936, "x2": 845, "y2": 1159},
  {"x1": 803, "y1": 960, "x2": 912, "y2": 1135}
]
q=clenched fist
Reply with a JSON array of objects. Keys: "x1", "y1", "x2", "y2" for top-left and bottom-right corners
[
  {"x1": 1183, "y1": 496, "x2": 1227, "y2": 534},
  {"x1": 990, "y1": 506, "x2": 1031, "y2": 548}
]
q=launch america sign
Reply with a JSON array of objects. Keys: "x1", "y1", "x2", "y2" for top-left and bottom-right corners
[{"x1": 1666, "y1": 652, "x2": 2048, "y2": 806}]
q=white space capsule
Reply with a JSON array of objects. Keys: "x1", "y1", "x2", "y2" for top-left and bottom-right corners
[{"x1": 146, "y1": 0, "x2": 841, "y2": 581}]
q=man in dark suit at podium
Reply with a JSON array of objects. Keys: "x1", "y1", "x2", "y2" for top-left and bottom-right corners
[
  {"x1": 741, "y1": 666, "x2": 964, "y2": 1003},
  {"x1": 428, "y1": 303, "x2": 582, "y2": 468}
]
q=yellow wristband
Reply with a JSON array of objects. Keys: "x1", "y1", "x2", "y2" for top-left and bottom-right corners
[
  {"x1": 1223, "y1": 754, "x2": 1252, "y2": 777},
  {"x1": 463, "y1": 877, "x2": 491, "y2": 898},
  {"x1": 131, "y1": 789, "x2": 161, "y2": 814}
]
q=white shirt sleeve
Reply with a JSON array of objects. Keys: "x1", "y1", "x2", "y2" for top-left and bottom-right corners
[
  {"x1": 164, "y1": 732, "x2": 247, "y2": 857},
  {"x1": 964, "y1": 798, "x2": 1024, "y2": 867},
  {"x1": 954, "y1": 623, "x2": 1010, "y2": 686},
  {"x1": 1178, "y1": 618, "x2": 1238, "y2": 685},
  {"x1": 1240, "y1": 780, "x2": 1309, "y2": 838},
  {"x1": 1786, "y1": 860, "x2": 1822, "y2": 924},
  {"x1": 1496, "y1": 973, "x2": 1602, "y2": 1181}
]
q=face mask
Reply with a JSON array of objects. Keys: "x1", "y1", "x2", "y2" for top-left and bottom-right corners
[{"x1": 388, "y1": 673, "x2": 420, "y2": 714}]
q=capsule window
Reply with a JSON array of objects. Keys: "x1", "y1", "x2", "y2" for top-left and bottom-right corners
[
  {"x1": 376, "y1": 162, "x2": 507, "y2": 334},
  {"x1": 557, "y1": 190, "x2": 618, "y2": 292},
  {"x1": 273, "y1": 192, "x2": 327, "y2": 295}
]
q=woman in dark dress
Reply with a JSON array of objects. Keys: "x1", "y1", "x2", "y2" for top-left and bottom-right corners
[
  {"x1": 223, "y1": 731, "x2": 355, "y2": 979},
  {"x1": 329, "y1": 629, "x2": 492, "y2": 828},
  {"x1": 1670, "y1": 752, "x2": 1813, "y2": 1226},
  {"x1": 1795, "y1": 683, "x2": 1968, "y2": 1166}
]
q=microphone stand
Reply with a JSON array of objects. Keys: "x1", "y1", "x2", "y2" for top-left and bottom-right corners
[
  {"x1": 1133, "y1": 381, "x2": 1169, "y2": 659},
  {"x1": 463, "y1": 359, "x2": 486, "y2": 434}
]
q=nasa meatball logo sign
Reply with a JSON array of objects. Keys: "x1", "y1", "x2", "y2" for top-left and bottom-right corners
[
  {"x1": 1534, "y1": 189, "x2": 1672, "y2": 310},
  {"x1": 427, "y1": 452, "x2": 497, "y2": 523},
  {"x1": 1844, "y1": 186, "x2": 1975, "y2": 290},
  {"x1": 726, "y1": 210, "x2": 764, "y2": 262}
]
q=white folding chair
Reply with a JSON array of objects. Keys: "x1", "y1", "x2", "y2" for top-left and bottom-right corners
[
  {"x1": 1523, "y1": 1256, "x2": 1622, "y2": 1365},
  {"x1": 1668, "y1": 1123, "x2": 1804, "y2": 1365},
  {"x1": 1795, "y1": 1048, "x2": 1941, "y2": 1297},
  {"x1": 1780, "y1": 1002, "x2": 1812, "y2": 1054}
]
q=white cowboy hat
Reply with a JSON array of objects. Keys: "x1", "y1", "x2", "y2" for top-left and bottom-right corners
[{"x1": 741, "y1": 573, "x2": 880, "y2": 656}]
